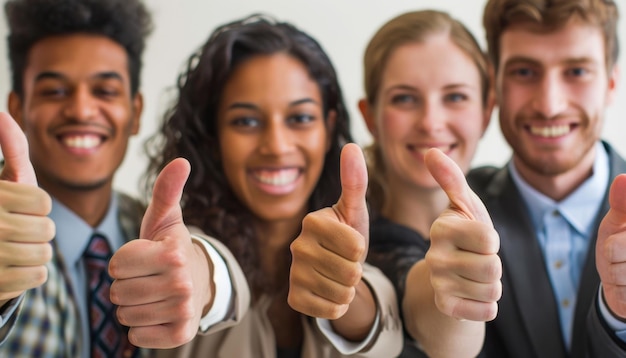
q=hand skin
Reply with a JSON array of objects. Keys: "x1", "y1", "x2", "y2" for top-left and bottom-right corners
[
  {"x1": 288, "y1": 143, "x2": 377, "y2": 342},
  {"x1": 0, "y1": 112, "x2": 55, "y2": 308},
  {"x1": 597, "y1": 174, "x2": 626, "y2": 319},
  {"x1": 109, "y1": 158, "x2": 214, "y2": 349},
  {"x1": 402, "y1": 148, "x2": 501, "y2": 358}
]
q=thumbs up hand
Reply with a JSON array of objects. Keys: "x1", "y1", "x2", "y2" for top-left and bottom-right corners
[
  {"x1": 0, "y1": 112, "x2": 55, "y2": 306},
  {"x1": 109, "y1": 158, "x2": 212, "y2": 348},
  {"x1": 597, "y1": 174, "x2": 626, "y2": 319},
  {"x1": 288, "y1": 143, "x2": 375, "y2": 340},
  {"x1": 425, "y1": 148, "x2": 502, "y2": 321}
]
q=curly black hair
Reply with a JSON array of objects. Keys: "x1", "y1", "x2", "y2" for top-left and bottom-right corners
[
  {"x1": 5, "y1": 0, "x2": 153, "y2": 96},
  {"x1": 144, "y1": 14, "x2": 353, "y2": 296}
]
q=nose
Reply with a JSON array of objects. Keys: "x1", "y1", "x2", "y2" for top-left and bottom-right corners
[
  {"x1": 416, "y1": 97, "x2": 445, "y2": 133},
  {"x1": 62, "y1": 86, "x2": 97, "y2": 121},
  {"x1": 531, "y1": 73, "x2": 568, "y2": 119},
  {"x1": 258, "y1": 117, "x2": 294, "y2": 156}
]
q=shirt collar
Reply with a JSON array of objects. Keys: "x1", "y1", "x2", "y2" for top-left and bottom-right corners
[
  {"x1": 509, "y1": 141, "x2": 609, "y2": 237},
  {"x1": 50, "y1": 193, "x2": 122, "y2": 269}
]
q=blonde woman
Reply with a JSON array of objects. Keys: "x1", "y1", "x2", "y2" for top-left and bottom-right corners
[{"x1": 363, "y1": 10, "x2": 495, "y2": 357}]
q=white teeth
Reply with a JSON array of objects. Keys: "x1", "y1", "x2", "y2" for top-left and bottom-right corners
[
  {"x1": 254, "y1": 169, "x2": 299, "y2": 186},
  {"x1": 530, "y1": 125, "x2": 570, "y2": 138},
  {"x1": 62, "y1": 135, "x2": 102, "y2": 149}
]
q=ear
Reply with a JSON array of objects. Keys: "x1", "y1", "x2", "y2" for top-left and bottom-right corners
[
  {"x1": 7, "y1": 92, "x2": 24, "y2": 130},
  {"x1": 325, "y1": 109, "x2": 337, "y2": 153},
  {"x1": 606, "y1": 64, "x2": 620, "y2": 106},
  {"x1": 130, "y1": 92, "x2": 144, "y2": 135},
  {"x1": 358, "y1": 98, "x2": 378, "y2": 140}
]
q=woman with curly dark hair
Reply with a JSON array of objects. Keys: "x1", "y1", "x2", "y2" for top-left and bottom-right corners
[{"x1": 148, "y1": 14, "x2": 401, "y2": 358}]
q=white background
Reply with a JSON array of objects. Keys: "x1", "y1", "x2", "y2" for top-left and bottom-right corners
[{"x1": 0, "y1": 0, "x2": 625, "y2": 197}]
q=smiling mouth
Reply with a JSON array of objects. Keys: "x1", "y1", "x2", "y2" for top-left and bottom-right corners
[
  {"x1": 59, "y1": 134, "x2": 104, "y2": 149},
  {"x1": 527, "y1": 124, "x2": 574, "y2": 138},
  {"x1": 252, "y1": 168, "x2": 301, "y2": 186}
]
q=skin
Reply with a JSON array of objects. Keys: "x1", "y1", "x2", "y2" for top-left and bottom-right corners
[
  {"x1": 426, "y1": 13, "x2": 624, "y2": 355},
  {"x1": 217, "y1": 53, "x2": 331, "y2": 348},
  {"x1": 360, "y1": 34, "x2": 493, "y2": 357},
  {"x1": 0, "y1": 112, "x2": 54, "y2": 308},
  {"x1": 497, "y1": 17, "x2": 618, "y2": 201},
  {"x1": 5, "y1": 33, "x2": 211, "y2": 349},
  {"x1": 9, "y1": 34, "x2": 142, "y2": 227},
  {"x1": 217, "y1": 53, "x2": 377, "y2": 346}
]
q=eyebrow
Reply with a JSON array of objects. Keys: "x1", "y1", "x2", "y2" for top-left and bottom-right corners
[
  {"x1": 504, "y1": 56, "x2": 597, "y2": 68},
  {"x1": 34, "y1": 70, "x2": 124, "y2": 83},
  {"x1": 384, "y1": 84, "x2": 417, "y2": 95},
  {"x1": 225, "y1": 97, "x2": 319, "y2": 111},
  {"x1": 443, "y1": 83, "x2": 478, "y2": 91}
]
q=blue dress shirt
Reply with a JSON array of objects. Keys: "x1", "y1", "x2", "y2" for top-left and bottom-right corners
[
  {"x1": 509, "y1": 141, "x2": 626, "y2": 348},
  {"x1": 51, "y1": 193, "x2": 126, "y2": 358}
]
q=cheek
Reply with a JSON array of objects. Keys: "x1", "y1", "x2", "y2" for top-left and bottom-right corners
[
  {"x1": 379, "y1": 108, "x2": 412, "y2": 140},
  {"x1": 306, "y1": 130, "x2": 331, "y2": 164}
]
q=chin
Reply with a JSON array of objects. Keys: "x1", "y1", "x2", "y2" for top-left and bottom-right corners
[{"x1": 57, "y1": 177, "x2": 110, "y2": 191}]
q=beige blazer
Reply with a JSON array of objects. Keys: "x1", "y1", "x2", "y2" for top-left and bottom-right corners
[{"x1": 155, "y1": 232, "x2": 402, "y2": 358}]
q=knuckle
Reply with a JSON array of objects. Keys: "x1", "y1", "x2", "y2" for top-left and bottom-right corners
[
  {"x1": 327, "y1": 303, "x2": 348, "y2": 320},
  {"x1": 343, "y1": 264, "x2": 363, "y2": 287},
  {"x1": 345, "y1": 236, "x2": 366, "y2": 261},
  {"x1": 171, "y1": 276, "x2": 194, "y2": 298},
  {"x1": 174, "y1": 324, "x2": 197, "y2": 345},
  {"x1": 290, "y1": 238, "x2": 306, "y2": 257},
  {"x1": 483, "y1": 303, "x2": 499, "y2": 321},
  {"x1": 35, "y1": 188, "x2": 53, "y2": 215},
  {"x1": 302, "y1": 213, "x2": 323, "y2": 232},
  {"x1": 486, "y1": 281, "x2": 503, "y2": 302},
  {"x1": 478, "y1": 226, "x2": 500, "y2": 254},
  {"x1": 484, "y1": 255, "x2": 502, "y2": 281},
  {"x1": 335, "y1": 286, "x2": 355, "y2": 305},
  {"x1": 41, "y1": 218, "x2": 56, "y2": 241},
  {"x1": 162, "y1": 248, "x2": 187, "y2": 268},
  {"x1": 32, "y1": 266, "x2": 48, "y2": 287},
  {"x1": 116, "y1": 307, "x2": 129, "y2": 325},
  {"x1": 434, "y1": 294, "x2": 456, "y2": 317}
]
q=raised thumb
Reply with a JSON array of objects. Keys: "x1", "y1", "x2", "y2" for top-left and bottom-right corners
[
  {"x1": 425, "y1": 148, "x2": 492, "y2": 225},
  {"x1": 333, "y1": 143, "x2": 369, "y2": 240},
  {"x1": 0, "y1": 112, "x2": 37, "y2": 185},
  {"x1": 140, "y1": 158, "x2": 191, "y2": 240}
]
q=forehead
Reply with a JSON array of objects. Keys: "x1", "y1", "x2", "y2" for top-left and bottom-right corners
[
  {"x1": 498, "y1": 18, "x2": 606, "y2": 67},
  {"x1": 220, "y1": 53, "x2": 322, "y2": 108},
  {"x1": 382, "y1": 36, "x2": 481, "y2": 87},
  {"x1": 24, "y1": 33, "x2": 130, "y2": 82}
]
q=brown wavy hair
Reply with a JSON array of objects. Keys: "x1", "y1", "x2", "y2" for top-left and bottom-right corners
[
  {"x1": 483, "y1": 0, "x2": 619, "y2": 70},
  {"x1": 143, "y1": 14, "x2": 352, "y2": 295}
]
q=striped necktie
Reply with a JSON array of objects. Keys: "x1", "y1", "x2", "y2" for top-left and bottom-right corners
[{"x1": 84, "y1": 233, "x2": 137, "y2": 358}]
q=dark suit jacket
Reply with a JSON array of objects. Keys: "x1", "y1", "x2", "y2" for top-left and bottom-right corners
[{"x1": 468, "y1": 141, "x2": 626, "y2": 357}]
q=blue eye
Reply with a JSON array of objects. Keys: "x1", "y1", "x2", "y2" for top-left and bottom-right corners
[
  {"x1": 513, "y1": 68, "x2": 535, "y2": 78},
  {"x1": 567, "y1": 67, "x2": 588, "y2": 77},
  {"x1": 445, "y1": 93, "x2": 467, "y2": 103},
  {"x1": 391, "y1": 94, "x2": 417, "y2": 105}
]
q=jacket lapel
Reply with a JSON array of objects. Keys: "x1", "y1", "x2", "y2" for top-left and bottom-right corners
[{"x1": 485, "y1": 167, "x2": 567, "y2": 357}]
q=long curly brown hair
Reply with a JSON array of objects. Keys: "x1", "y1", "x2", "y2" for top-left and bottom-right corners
[{"x1": 143, "y1": 14, "x2": 352, "y2": 295}]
